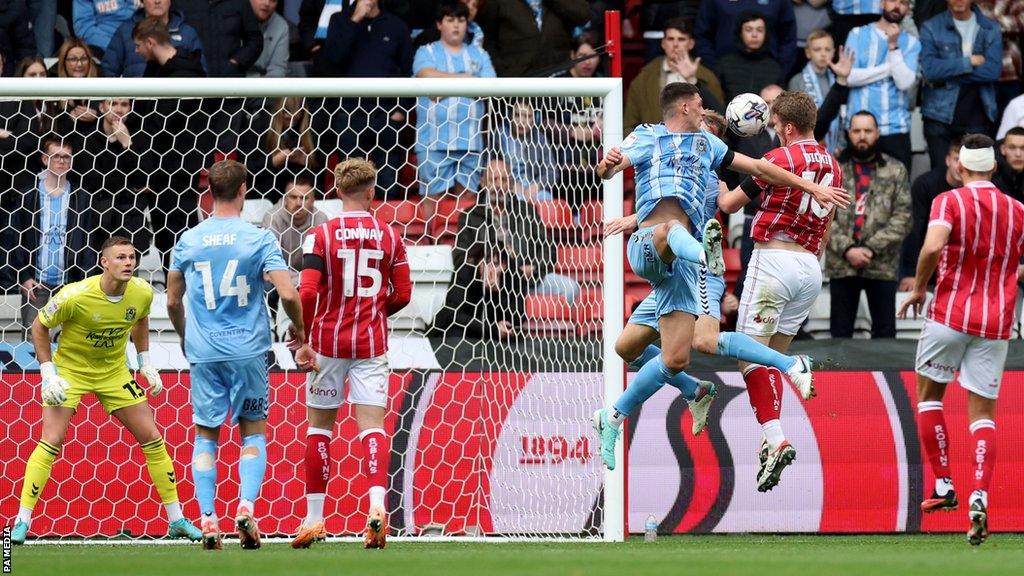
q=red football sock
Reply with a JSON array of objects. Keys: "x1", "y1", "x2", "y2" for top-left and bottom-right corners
[
  {"x1": 970, "y1": 419, "x2": 996, "y2": 494},
  {"x1": 744, "y1": 364, "x2": 782, "y2": 424},
  {"x1": 358, "y1": 428, "x2": 389, "y2": 491},
  {"x1": 305, "y1": 428, "x2": 332, "y2": 496},
  {"x1": 917, "y1": 401, "x2": 952, "y2": 480}
]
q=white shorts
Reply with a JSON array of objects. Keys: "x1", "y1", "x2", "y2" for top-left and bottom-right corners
[
  {"x1": 737, "y1": 248, "x2": 823, "y2": 337},
  {"x1": 306, "y1": 354, "x2": 389, "y2": 409},
  {"x1": 915, "y1": 320, "x2": 1008, "y2": 400}
]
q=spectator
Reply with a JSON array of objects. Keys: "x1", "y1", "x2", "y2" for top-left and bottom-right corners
[
  {"x1": 72, "y1": 0, "x2": 137, "y2": 58},
  {"x1": 624, "y1": 18, "x2": 724, "y2": 135},
  {"x1": 716, "y1": 12, "x2": 785, "y2": 103},
  {"x1": 846, "y1": 0, "x2": 919, "y2": 169},
  {"x1": 920, "y1": 0, "x2": 1004, "y2": 171},
  {"x1": 73, "y1": 98, "x2": 155, "y2": 255},
  {"x1": 414, "y1": 0, "x2": 486, "y2": 50},
  {"x1": 637, "y1": 1, "x2": 702, "y2": 61},
  {"x1": 434, "y1": 158, "x2": 579, "y2": 339},
  {"x1": 694, "y1": 0, "x2": 797, "y2": 75},
  {"x1": 102, "y1": 0, "x2": 205, "y2": 78},
  {"x1": 9, "y1": 135, "x2": 97, "y2": 330},
  {"x1": 297, "y1": 0, "x2": 331, "y2": 62},
  {"x1": 791, "y1": 0, "x2": 831, "y2": 74},
  {"x1": 977, "y1": 1, "x2": 1023, "y2": 112},
  {"x1": 414, "y1": 1, "x2": 495, "y2": 222},
  {"x1": 55, "y1": 38, "x2": 100, "y2": 78},
  {"x1": 553, "y1": 31, "x2": 601, "y2": 80},
  {"x1": 241, "y1": 97, "x2": 322, "y2": 202},
  {"x1": 322, "y1": 0, "x2": 413, "y2": 197},
  {"x1": 789, "y1": 30, "x2": 841, "y2": 152},
  {"x1": 477, "y1": 0, "x2": 591, "y2": 77},
  {"x1": 829, "y1": 0, "x2": 882, "y2": 48},
  {"x1": 261, "y1": 171, "x2": 329, "y2": 283},
  {"x1": 134, "y1": 16, "x2": 207, "y2": 77},
  {"x1": 249, "y1": 0, "x2": 289, "y2": 77},
  {"x1": 898, "y1": 136, "x2": 962, "y2": 291},
  {"x1": 497, "y1": 100, "x2": 559, "y2": 201},
  {"x1": 27, "y1": 0, "x2": 56, "y2": 57},
  {"x1": 550, "y1": 32, "x2": 604, "y2": 187},
  {"x1": 0, "y1": 0, "x2": 36, "y2": 76},
  {"x1": 993, "y1": 127, "x2": 1024, "y2": 202},
  {"x1": 827, "y1": 111, "x2": 911, "y2": 339},
  {"x1": 176, "y1": 0, "x2": 263, "y2": 76},
  {"x1": 997, "y1": 94, "x2": 1024, "y2": 139}
]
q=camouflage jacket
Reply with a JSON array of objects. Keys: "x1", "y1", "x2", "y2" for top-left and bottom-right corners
[{"x1": 826, "y1": 153, "x2": 912, "y2": 281}]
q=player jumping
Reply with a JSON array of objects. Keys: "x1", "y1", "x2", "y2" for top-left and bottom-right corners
[
  {"x1": 604, "y1": 110, "x2": 817, "y2": 437},
  {"x1": 166, "y1": 160, "x2": 316, "y2": 550},
  {"x1": 592, "y1": 83, "x2": 850, "y2": 471},
  {"x1": 290, "y1": 159, "x2": 412, "y2": 549},
  {"x1": 717, "y1": 90, "x2": 843, "y2": 492},
  {"x1": 11, "y1": 237, "x2": 202, "y2": 544},
  {"x1": 898, "y1": 134, "x2": 1024, "y2": 546}
]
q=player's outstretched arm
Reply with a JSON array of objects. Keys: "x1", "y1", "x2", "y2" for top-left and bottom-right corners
[
  {"x1": 165, "y1": 271, "x2": 187, "y2": 349},
  {"x1": 718, "y1": 184, "x2": 754, "y2": 214},
  {"x1": 603, "y1": 214, "x2": 638, "y2": 237},
  {"x1": 596, "y1": 147, "x2": 632, "y2": 180},
  {"x1": 130, "y1": 317, "x2": 163, "y2": 395},
  {"x1": 898, "y1": 224, "x2": 951, "y2": 319},
  {"x1": 728, "y1": 152, "x2": 851, "y2": 208}
]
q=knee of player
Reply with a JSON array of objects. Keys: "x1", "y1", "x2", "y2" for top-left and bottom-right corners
[
  {"x1": 40, "y1": 433, "x2": 66, "y2": 449},
  {"x1": 654, "y1": 221, "x2": 678, "y2": 241},
  {"x1": 662, "y1": 349, "x2": 691, "y2": 373},
  {"x1": 614, "y1": 339, "x2": 640, "y2": 364},
  {"x1": 693, "y1": 332, "x2": 718, "y2": 355}
]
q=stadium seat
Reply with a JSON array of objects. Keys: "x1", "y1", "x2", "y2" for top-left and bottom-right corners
[
  {"x1": 532, "y1": 199, "x2": 573, "y2": 230},
  {"x1": 524, "y1": 293, "x2": 575, "y2": 335},
  {"x1": 429, "y1": 209, "x2": 461, "y2": 246},
  {"x1": 373, "y1": 199, "x2": 427, "y2": 241},
  {"x1": 0, "y1": 294, "x2": 21, "y2": 334},
  {"x1": 578, "y1": 200, "x2": 603, "y2": 240},
  {"x1": 574, "y1": 288, "x2": 604, "y2": 335},
  {"x1": 723, "y1": 248, "x2": 741, "y2": 292},
  {"x1": 556, "y1": 243, "x2": 603, "y2": 281},
  {"x1": 316, "y1": 199, "x2": 343, "y2": 219},
  {"x1": 242, "y1": 199, "x2": 273, "y2": 225}
]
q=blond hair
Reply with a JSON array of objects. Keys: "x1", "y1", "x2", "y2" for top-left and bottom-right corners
[
  {"x1": 334, "y1": 158, "x2": 377, "y2": 195},
  {"x1": 805, "y1": 30, "x2": 833, "y2": 46}
]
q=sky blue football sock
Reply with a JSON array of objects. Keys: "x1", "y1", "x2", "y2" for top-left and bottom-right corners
[
  {"x1": 628, "y1": 344, "x2": 661, "y2": 370},
  {"x1": 717, "y1": 332, "x2": 797, "y2": 372},
  {"x1": 191, "y1": 436, "x2": 218, "y2": 517},
  {"x1": 239, "y1": 434, "x2": 267, "y2": 505},
  {"x1": 614, "y1": 354, "x2": 675, "y2": 417},
  {"x1": 667, "y1": 223, "x2": 705, "y2": 265},
  {"x1": 629, "y1": 344, "x2": 699, "y2": 400}
]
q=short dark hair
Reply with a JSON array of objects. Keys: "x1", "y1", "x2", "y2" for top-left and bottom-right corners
[
  {"x1": 100, "y1": 236, "x2": 134, "y2": 253},
  {"x1": 771, "y1": 91, "x2": 816, "y2": 135},
  {"x1": 573, "y1": 30, "x2": 599, "y2": 52},
  {"x1": 1004, "y1": 127, "x2": 1024, "y2": 141},
  {"x1": 948, "y1": 134, "x2": 964, "y2": 154},
  {"x1": 849, "y1": 110, "x2": 879, "y2": 129},
  {"x1": 208, "y1": 159, "x2": 247, "y2": 201},
  {"x1": 279, "y1": 170, "x2": 318, "y2": 192},
  {"x1": 963, "y1": 133, "x2": 995, "y2": 150},
  {"x1": 737, "y1": 10, "x2": 768, "y2": 34},
  {"x1": 40, "y1": 134, "x2": 72, "y2": 154},
  {"x1": 660, "y1": 82, "x2": 700, "y2": 117},
  {"x1": 133, "y1": 17, "x2": 170, "y2": 44},
  {"x1": 663, "y1": 18, "x2": 691, "y2": 37},
  {"x1": 437, "y1": 1, "x2": 469, "y2": 21}
]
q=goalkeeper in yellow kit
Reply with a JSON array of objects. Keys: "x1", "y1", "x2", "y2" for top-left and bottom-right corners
[{"x1": 10, "y1": 237, "x2": 202, "y2": 543}]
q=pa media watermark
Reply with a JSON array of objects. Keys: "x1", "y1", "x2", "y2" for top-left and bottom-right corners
[{"x1": 3, "y1": 524, "x2": 11, "y2": 573}]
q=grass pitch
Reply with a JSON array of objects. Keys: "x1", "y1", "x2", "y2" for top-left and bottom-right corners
[{"x1": 10, "y1": 534, "x2": 1023, "y2": 576}]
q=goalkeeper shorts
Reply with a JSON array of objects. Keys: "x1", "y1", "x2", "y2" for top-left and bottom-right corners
[{"x1": 58, "y1": 374, "x2": 149, "y2": 414}]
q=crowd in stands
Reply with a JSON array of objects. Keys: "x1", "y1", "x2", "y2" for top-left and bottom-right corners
[{"x1": 1, "y1": 0, "x2": 1024, "y2": 340}]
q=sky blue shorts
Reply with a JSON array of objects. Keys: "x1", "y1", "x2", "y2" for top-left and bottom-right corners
[
  {"x1": 628, "y1": 271, "x2": 725, "y2": 329},
  {"x1": 627, "y1": 225, "x2": 715, "y2": 323},
  {"x1": 190, "y1": 354, "x2": 269, "y2": 427}
]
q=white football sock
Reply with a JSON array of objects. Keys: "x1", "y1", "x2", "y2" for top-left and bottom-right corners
[
  {"x1": 369, "y1": 486, "x2": 386, "y2": 511},
  {"x1": 238, "y1": 499, "x2": 254, "y2": 514},
  {"x1": 607, "y1": 409, "x2": 627, "y2": 428},
  {"x1": 761, "y1": 420, "x2": 785, "y2": 451},
  {"x1": 971, "y1": 489, "x2": 988, "y2": 508},
  {"x1": 18, "y1": 506, "x2": 33, "y2": 526},
  {"x1": 201, "y1": 512, "x2": 218, "y2": 525},
  {"x1": 164, "y1": 502, "x2": 184, "y2": 523},
  {"x1": 306, "y1": 494, "x2": 326, "y2": 525},
  {"x1": 935, "y1": 477, "x2": 954, "y2": 497}
]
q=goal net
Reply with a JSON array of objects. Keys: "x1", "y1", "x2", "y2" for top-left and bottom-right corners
[{"x1": 0, "y1": 78, "x2": 625, "y2": 541}]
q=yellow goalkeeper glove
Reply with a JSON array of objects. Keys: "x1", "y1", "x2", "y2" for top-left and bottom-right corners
[
  {"x1": 137, "y1": 352, "x2": 163, "y2": 396},
  {"x1": 39, "y1": 361, "x2": 69, "y2": 406}
]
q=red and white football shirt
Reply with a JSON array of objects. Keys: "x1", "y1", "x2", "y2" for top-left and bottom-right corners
[
  {"x1": 750, "y1": 139, "x2": 844, "y2": 255},
  {"x1": 927, "y1": 181, "x2": 1024, "y2": 340},
  {"x1": 301, "y1": 210, "x2": 411, "y2": 358}
]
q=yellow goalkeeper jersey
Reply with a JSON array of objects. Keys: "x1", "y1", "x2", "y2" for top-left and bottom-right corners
[{"x1": 38, "y1": 275, "x2": 153, "y2": 387}]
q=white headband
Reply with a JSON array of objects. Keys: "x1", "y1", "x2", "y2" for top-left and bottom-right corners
[{"x1": 959, "y1": 145, "x2": 996, "y2": 172}]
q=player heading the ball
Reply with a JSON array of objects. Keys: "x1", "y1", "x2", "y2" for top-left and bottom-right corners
[
  {"x1": 11, "y1": 237, "x2": 202, "y2": 545},
  {"x1": 167, "y1": 160, "x2": 316, "y2": 550},
  {"x1": 291, "y1": 158, "x2": 412, "y2": 549}
]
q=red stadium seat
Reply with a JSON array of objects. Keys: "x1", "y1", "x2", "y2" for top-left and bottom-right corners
[
  {"x1": 532, "y1": 199, "x2": 573, "y2": 229},
  {"x1": 373, "y1": 200, "x2": 426, "y2": 241},
  {"x1": 556, "y1": 243, "x2": 603, "y2": 281},
  {"x1": 724, "y1": 248, "x2": 741, "y2": 292},
  {"x1": 524, "y1": 294, "x2": 575, "y2": 335},
  {"x1": 429, "y1": 209, "x2": 462, "y2": 245},
  {"x1": 578, "y1": 201, "x2": 603, "y2": 240},
  {"x1": 574, "y1": 288, "x2": 604, "y2": 335}
]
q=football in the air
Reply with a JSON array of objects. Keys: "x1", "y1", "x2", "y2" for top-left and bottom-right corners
[{"x1": 726, "y1": 93, "x2": 770, "y2": 137}]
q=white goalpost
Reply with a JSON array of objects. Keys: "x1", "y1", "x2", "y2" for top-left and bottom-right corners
[{"x1": 0, "y1": 77, "x2": 625, "y2": 543}]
